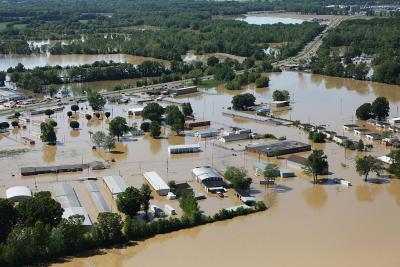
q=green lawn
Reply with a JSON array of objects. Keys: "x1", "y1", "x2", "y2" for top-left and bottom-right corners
[
  {"x1": 197, "y1": 79, "x2": 223, "y2": 88},
  {"x1": 0, "y1": 22, "x2": 7, "y2": 31}
]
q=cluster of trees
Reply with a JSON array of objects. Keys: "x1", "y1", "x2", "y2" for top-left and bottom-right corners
[
  {"x1": 308, "y1": 131, "x2": 326, "y2": 143},
  {"x1": 355, "y1": 96, "x2": 390, "y2": 120},
  {"x1": 311, "y1": 17, "x2": 400, "y2": 85},
  {"x1": 141, "y1": 102, "x2": 164, "y2": 138},
  {"x1": 225, "y1": 71, "x2": 261, "y2": 90},
  {"x1": 40, "y1": 122, "x2": 57, "y2": 145},
  {"x1": 165, "y1": 105, "x2": 185, "y2": 135},
  {"x1": 231, "y1": 93, "x2": 256, "y2": 110}
]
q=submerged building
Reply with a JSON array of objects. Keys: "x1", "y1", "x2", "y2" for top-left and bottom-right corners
[{"x1": 245, "y1": 140, "x2": 311, "y2": 157}]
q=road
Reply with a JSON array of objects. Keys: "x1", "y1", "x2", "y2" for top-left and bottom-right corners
[{"x1": 275, "y1": 16, "x2": 347, "y2": 67}]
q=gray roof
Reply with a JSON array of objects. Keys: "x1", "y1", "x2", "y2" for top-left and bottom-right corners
[{"x1": 192, "y1": 166, "x2": 222, "y2": 182}]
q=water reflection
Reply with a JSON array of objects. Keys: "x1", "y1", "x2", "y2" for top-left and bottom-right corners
[
  {"x1": 42, "y1": 144, "x2": 57, "y2": 163},
  {"x1": 303, "y1": 185, "x2": 327, "y2": 209},
  {"x1": 355, "y1": 184, "x2": 381, "y2": 202}
]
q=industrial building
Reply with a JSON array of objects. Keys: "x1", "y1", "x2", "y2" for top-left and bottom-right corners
[
  {"x1": 103, "y1": 175, "x2": 128, "y2": 199},
  {"x1": 245, "y1": 140, "x2": 311, "y2": 157},
  {"x1": 143, "y1": 171, "x2": 170, "y2": 196},
  {"x1": 194, "y1": 129, "x2": 219, "y2": 138},
  {"x1": 218, "y1": 133, "x2": 251, "y2": 143},
  {"x1": 6, "y1": 186, "x2": 32, "y2": 202},
  {"x1": 84, "y1": 180, "x2": 111, "y2": 213},
  {"x1": 168, "y1": 144, "x2": 201, "y2": 154},
  {"x1": 192, "y1": 166, "x2": 226, "y2": 193}
]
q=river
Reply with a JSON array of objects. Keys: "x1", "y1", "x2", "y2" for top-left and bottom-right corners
[{"x1": 0, "y1": 70, "x2": 399, "y2": 266}]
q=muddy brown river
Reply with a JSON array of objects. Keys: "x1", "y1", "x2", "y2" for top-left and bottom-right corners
[{"x1": 1, "y1": 70, "x2": 400, "y2": 267}]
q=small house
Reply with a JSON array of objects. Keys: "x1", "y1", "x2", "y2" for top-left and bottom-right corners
[
  {"x1": 365, "y1": 133, "x2": 382, "y2": 141},
  {"x1": 343, "y1": 124, "x2": 359, "y2": 131}
]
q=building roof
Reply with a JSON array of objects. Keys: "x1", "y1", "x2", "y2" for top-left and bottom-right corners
[
  {"x1": 192, "y1": 166, "x2": 222, "y2": 182},
  {"x1": 53, "y1": 183, "x2": 81, "y2": 208},
  {"x1": 143, "y1": 171, "x2": 170, "y2": 192},
  {"x1": 6, "y1": 186, "x2": 32, "y2": 201},
  {"x1": 286, "y1": 154, "x2": 307, "y2": 165},
  {"x1": 62, "y1": 207, "x2": 92, "y2": 226},
  {"x1": 84, "y1": 180, "x2": 111, "y2": 213},
  {"x1": 103, "y1": 175, "x2": 128, "y2": 195},
  {"x1": 168, "y1": 144, "x2": 201, "y2": 150},
  {"x1": 219, "y1": 133, "x2": 250, "y2": 142}
]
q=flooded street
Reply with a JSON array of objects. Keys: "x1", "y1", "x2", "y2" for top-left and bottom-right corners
[{"x1": 1, "y1": 71, "x2": 400, "y2": 266}]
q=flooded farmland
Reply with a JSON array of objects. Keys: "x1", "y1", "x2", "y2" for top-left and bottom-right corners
[{"x1": 1, "y1": 71, "x2": 400, "y2": 267}]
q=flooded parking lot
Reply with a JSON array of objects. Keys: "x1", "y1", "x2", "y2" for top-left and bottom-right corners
[{"x1": 1, "y1": 70, "x2": 400, "y2": 266}]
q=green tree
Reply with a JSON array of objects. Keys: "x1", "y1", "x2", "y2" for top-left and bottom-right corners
[
  {"x1": 40, "y1": 122, "x2": 57, "y2": 145},
  {"x1": 109, "y1": 116, "x2": 129, "y2": 141},
  {"x1": 69, "y1": 120, "x2": 79, "y2": 130},
  {"x1": 142, "y1": 102, "x2": 164, "y2": 122},
  {"x1": 103, "y1": 135, "x2": 115, "y2": 151},
  {"x1": 356, "y1": 103, "x2": 373, "y2": 120},
  {"x1": 150, "y1": 121, "x2": 161, "y2": 138},
  {"x1": 357, "y1": 139, "x2": 365, "y2": 151},
  {"x1": 171, "y1": 117, "x2": 184, "y2": 135},
  {"x1": 91, "y1": 131, "x2": 106, "y2": 147},
  {"x1": 355, "y1": 155, "x2": 383, "y2": 182},
  {"x1": 45, "y1": 109, "x2": 54, "y2": 118},
  {"x1": 231, "y1": 93, "x2": 256, "y2": 110},
  {"x1": 371, "y1": 96, "x2": 390, "y2": 120},
  {"x1": 67, "y1": 111, "x2": 72, "y2": 118},
  {"x1": 92, "y1": 212, "x2": 123, "y2": 245},
  {"x1": 140, "y1": 122, "x2": 150, "y2": 132},
  {"x1": 0, "y1": 198, "x2": 18, "y2": 243},
  {"x1": 188, "y1": 69, "x2": 203, "y2": 84},
  {"x1": 85, "y1": 114, "x2": 92, "y2": 121},
  {"x1": 302, "y1": 149, "x2": 328, "y2": 183},
  {"x1": 255, "y1": 77, "x2": 269, "y2": 88},
  {"x1": 71, "y1": 105, "x2": 79, "y2": 114},
  {"x1": 386, "y1": 150, "x2": 400, "y2": 177},
  {"x1": 179, "y1": 190, "x2": 201, "y2": 225},
  {"x1": 140, "y1": 184, "x2": 152, "y2": 221},
  {"x1": 17, "y1": 191, "x2": 63, "y2": 228},
  {"x1": 181, "y1": 102, "x2": 193, "y2": 116},
  {"x1": 263, "y1": 164, "x2": 280, "y2": 183},
  {"x1": 116, "y1": 187, "x2": 142, "y2": 217},
  {"x1": 207, "y1": 56, "x2": 219, "y2": 66},
  {"x1": 272, "y1": 90, "x2": 290, "y2": 101},
  {"x1": 48, "y1": 85, "x2": 58, "y2": 98},
  {"x1": 224, "y1": 166, "x2": 252, "y2": 191},
  {"x1": 87, "y1": 91, "x2": 106, "y2": 111}
]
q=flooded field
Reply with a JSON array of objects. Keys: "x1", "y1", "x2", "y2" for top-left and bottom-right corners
[
  {"x1": 1, "y1": 71, "x2": 400, "y2": 266},
  {"x1": 0, "y1": 53, "x2": 169, "y2": 71}
]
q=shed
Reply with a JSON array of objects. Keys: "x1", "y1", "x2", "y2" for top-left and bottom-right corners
[
  {"x1": 168, "y1": 144, "x2": 201, "y2": 154},
  {"x1": 143, "y1": 171, "x2": 170, "y2": 196},
  {"x1": 6, "y1": 186, "x2": 32, "y2": 202}
]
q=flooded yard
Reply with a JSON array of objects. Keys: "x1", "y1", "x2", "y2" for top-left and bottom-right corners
[{"x1": 1, "y1": 71, "x2": 400, "y2": 267}]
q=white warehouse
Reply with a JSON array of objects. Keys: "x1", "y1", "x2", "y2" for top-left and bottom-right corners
[
  {"x1": 103, "y1": 175, "x2": 128, "y2": 199},
  {"x1": 168, "y1": 144, "x2": 201, "y2": 154},
  {"x1": 143, "y1": 171, "x2": 170, "y2": 196}
]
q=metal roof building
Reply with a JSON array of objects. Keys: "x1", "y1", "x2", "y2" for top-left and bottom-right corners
[
  {"x1": 53, "y1": 183, "x2": 81, "y2": 208},
  {"x1": 143, "y1": 171, "x2": 170, "y2": 196},
  {"x1": 63, "y1": 207, "x2": 92, "y2": 227},
  {"x1": 103, "y1": 175, "x2": 128, "y2": 198},
  {"x1": 192, "y1": 166, "x2": 226, "y2": 193},
  {"x1": 6, "y1": 186, "x2": 32, "y2": 202},
  {"x1": 168, "y1": 144, "x2": 201, "y2": 154},
  {"x1": 84, "y1": 180, "x2": 111, "y2": 213}
]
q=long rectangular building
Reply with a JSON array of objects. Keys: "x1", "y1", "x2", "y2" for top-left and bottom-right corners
[
  {"x1": 168, "y1": 144, "x2": 201, "y2": 154},
  {"x1": 143, "y1": 171, "x2": 170, "y2": 196},
  {"x1": 245, "y1": 140, "x2": 311, "y2": 157},
  {"x1": 103, "y1": 175, "x2": 128, "y2": 199},
  {"x1": 84, "y1": 180, "x2": 111, "y2": 213}
]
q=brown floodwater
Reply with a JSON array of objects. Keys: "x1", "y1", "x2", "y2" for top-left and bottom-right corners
[
  {"x1": 1, "y1": 71, "x2": 400, "y2": 267},
  {"x1": 0, "y1": 53, "x2": 169, "y2": 71}
]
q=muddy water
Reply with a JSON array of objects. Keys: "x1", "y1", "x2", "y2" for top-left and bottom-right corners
[
  {"x1": 1, "y1": 71, "x2": 400, "y2": 266},
  {"x1": 0, "y1": 54, "x2": 169, "y2": 71}
]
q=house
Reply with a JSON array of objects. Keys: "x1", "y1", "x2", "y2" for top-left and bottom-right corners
[
  {"x1": 333, "y1": 135, "x2": 348, "y2": 144},
  {"x1": 343, "y1": 124, "x2": 359, "y2": 131},
  {"x1": 365, "y1": 133, "x2": 382, "y2": 141},
  {"x1": 280, "y1": 169, "x2": 295, "y2": 178},
  {"x1": 192, "y1": 166, "x2": 227, "y2": 193},
  {"x1": 127, "y1": 107, "x2": 143, "y2": 116},
  {"x1": 354, "y1": 128, "x2": 371, "y2": 136},
  {"x1": 381, "y1": 137, "x2": 399, "y2": 146},
  {"x1": 375, "y1": 121, "x2": 390, "y2": 129},
  {"x1": 270, "y1": 100, "x2": 289, "y2": 108},
  {"x1": 143, "y1": 171, "x2": 170, "y2": 196},
  {"x1": 322, "y1": 130, "x2": 337, "y2": 139}
]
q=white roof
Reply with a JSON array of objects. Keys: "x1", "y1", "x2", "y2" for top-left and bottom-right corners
[
  {"x1": 192, "y1": 166, "x2": 222, "y2": 182},
  {"x1": 143, "y1": 171, "x2": 170, "y2": 192},
  {"x1": 128, "y1": 107, "x2": 144, "y2": 112},
  {"x1": 103, "y1": 175, "x2": 128, "y2": 195},
  {"x1": 378, "y1": 155, "x2": 393, "y2": 164},
  {"x1": 168, "y1": 144, "x2": 201, "y2": 150},
  {"x1": 63, "y1": 207, "x2": 92, "y2": 226},
  {"x1": 6, "y1": 186, "x2": 32, "y2": 201}
]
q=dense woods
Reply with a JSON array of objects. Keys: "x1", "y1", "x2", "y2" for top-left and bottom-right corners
[{"x1": 310, "y1": 17, "x2": 400, "y2": 85}]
